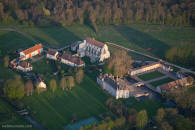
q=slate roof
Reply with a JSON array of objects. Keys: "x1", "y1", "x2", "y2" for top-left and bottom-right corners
[
  {"x1": 61, "y1": 52, "x2": 84, "y2": 66},
  {"x1": 18, "y1": 61, "x2": 32, "y2": 68},
  {"x1": 47, "y1": 49, "x2": 58, "y2": 56},
  {"x1": 103, "y1": 75, "x2": 129, "y2": 90}
]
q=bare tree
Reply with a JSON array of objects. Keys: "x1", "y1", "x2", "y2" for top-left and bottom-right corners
[{"x1": 24, "y1": 80, "x2": 34, "y2": 96}]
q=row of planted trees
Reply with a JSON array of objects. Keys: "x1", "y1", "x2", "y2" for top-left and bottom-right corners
[
  {"x1": 2, "y1": 69, "x2": 84, "y2": 100},
  {"x1": 49, "y1": 69, "x2": 84, "y2": 93}
]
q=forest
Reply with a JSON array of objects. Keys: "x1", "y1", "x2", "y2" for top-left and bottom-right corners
[{"x1": 0, "y1": 0, "x2": 195, "y2": 31}]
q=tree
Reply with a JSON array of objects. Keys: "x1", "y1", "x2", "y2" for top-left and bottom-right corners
[
  {"x1": 49, "y1": 79, "x2": 57, "y2": 93},
  {"x1": 106, "y1": 50, "x2": 133, "y2": 77},
  {"x1": 114, "y1": 117, "x2": 126, "y2": 128},
  {"x1": 76, "y1": 69, "x2": 84, "y2": 84},
  {"x1": 60, "y1": 77, "x2": 67, "y2": 91},
  {"x1": 155, "y1": 108, "x2": 165, "y2": 122},
  {"x1": 136, "y1": 110, "x2": 148, "y2": 129},
  {"x1": 24, "y1": 80, "x2": 34, "y2": 96},
  {"x1": 4, "y1": 55, "x2": 9, "y2": 67},
  {"x1": 3, "y1": 79, "x2": 24, "y2": 99},
  {"x1": 67, "y1": 76, "x2": 75, "y2": 89}
]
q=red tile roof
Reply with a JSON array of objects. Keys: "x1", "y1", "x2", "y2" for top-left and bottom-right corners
[
  {"x1": 22, "y1": 44, "x2": 43, "y2": 55},
  {"x1": 85, "y1": 38, "x2": 104, "y2": 48},
  {"x1": 160, "y1": 76, "x2": 194, "y2": 92}
]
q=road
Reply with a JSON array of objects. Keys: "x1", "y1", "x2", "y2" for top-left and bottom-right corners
[{"x1": 106, "y1": 42, "x2": 195, "y2": 75}]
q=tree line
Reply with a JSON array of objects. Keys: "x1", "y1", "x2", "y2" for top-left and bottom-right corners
[
  {"x1": 84, "y1": 97, "x2": 195, "y2": 129},
  {"x1": 0, "y1": 0, "x2": 194, "y2": 30},
  {"x1": 165, "y1": 44, "x2": 195, "y2": 69},
  {"x1": 2, "y1": 69, "x2": 84, "y2": 99}
]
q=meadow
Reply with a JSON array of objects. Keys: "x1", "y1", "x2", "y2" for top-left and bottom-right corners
[
  {"x1": 22, "y1": 75, "x2": 110, "y2": 130},
  {"x1": 15, "y1": 24, "x2": 195, "y2": 59}
]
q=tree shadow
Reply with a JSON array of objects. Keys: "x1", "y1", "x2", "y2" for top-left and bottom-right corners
[
  {"x1": 113, "y1": 25, "x2": 170, "y2": 58},
  {"x1": 29, "y1": 26, "x2": 82, "y2": 48}
]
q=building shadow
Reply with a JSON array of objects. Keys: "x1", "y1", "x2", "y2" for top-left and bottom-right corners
[{"x1": 113, "y1": 25, "x2": 170, "y2": 58}]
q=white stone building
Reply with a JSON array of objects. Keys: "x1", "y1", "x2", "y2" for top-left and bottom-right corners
[
  {"x1": 61, "y1": 52, "x2": 85, "y2": 67},
  {"x1": 16, "y1": 61, "x2": 33, "y2": 72},
  {"x1": 20, "y1": 44, "x2": 43, "y2": 60},
  {"x1": 71, "y1": 38, "x2": 110, "y2": 62},
  {"x1": 129, "y1": 62, "x2": 172, "y2": 76},
  {"x1": 46, "y1": 49, "x2": 59, "y2": 60},
  {"x1": 36, "y1": 76, "x2": 47, "y2": 89},
  {"x1": 97, "y1": 74, "x2": 135, "y2": 99}
]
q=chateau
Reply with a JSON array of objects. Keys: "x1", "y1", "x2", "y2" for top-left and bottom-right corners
[
  {"x1": 97, "y1": 74, "x2": 147, "y2": 99},
  {"x1": 71, "y1": 38, "x2": 110, "y2": 62}
]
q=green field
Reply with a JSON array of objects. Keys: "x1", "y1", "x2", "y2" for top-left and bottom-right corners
[
  {"x1": 22, "y1": 76, "x2": 109, "y2": 130},
  {"x1": 17, "y1": 24, "x2": 195, "y2": 58},
  {"x1": 1, "y1": 24, "x2": 195, "y2": 61},
  {"x1": 138, "y1": 71, "x2": 165, "y2": 81},
  {"x1": 150, "y1": 77, "x2": 174, "y2": 87}
]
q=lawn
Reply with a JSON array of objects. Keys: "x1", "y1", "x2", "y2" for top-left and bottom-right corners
[
  {"x1": 32, "y1": 58, "x2": 57, "y2": 75},
  {"x1": 138, "y1": 71, "x2": 165, "y2": 81},
  {"x1": 150, "y1": 77, "x2": 174, "y2": 87},
  {"x1": 0, "y1": 98, "x2": 35, "y2": 130},
  {"x1": 22, "y1": 75, "x2": 110, "y2": 130}
]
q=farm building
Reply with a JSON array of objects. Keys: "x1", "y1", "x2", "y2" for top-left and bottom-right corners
[
  {"x1": 36, "y1": 76, "x2": 47, "y2": 89},
  {"x1": 97, "y1": 74, "x2": 147, "y2": 99},
  {"x1": 156, "y1": 76, "x2": 194, "y2": 93},
  {"x1": 16, "y1": 61, "x2": 33, "y2": 72},
  {"x1": 46, "y1": 49, "x2": 59, "y2": 60},
  {"x1": 61, "y1": 52, "x2": 85, "y2": 67},
  {"x1": 129, "y1": 62, "x2": 172, "y2": 76},
  {"x1": 20, "y1": 44, "x2": 43, "y2": 60},
  {"x1": 71, "y1": 38, "x2": 110, "y2": 62}
]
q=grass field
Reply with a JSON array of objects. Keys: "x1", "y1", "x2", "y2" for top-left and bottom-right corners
[
  {"x1": 138, "y1": 71, "x2": 165, "y2": 81},
  {"x1": 3, "y1": 24, "x2": 194, "y2": 59},
  {"x1": 1, "y1": 24, "x2": 195, "y2": 62},
  {"x1": 150, "y1": 77, "x2": 174, "y2": 87},
  {"x1": 22, "y1": 76, "x2": 110, "y2": 130}
]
